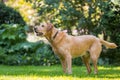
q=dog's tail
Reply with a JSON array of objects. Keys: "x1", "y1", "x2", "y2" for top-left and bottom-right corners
[{"x1": 100, "y1": 39, "x2": 117, "y2": 49}]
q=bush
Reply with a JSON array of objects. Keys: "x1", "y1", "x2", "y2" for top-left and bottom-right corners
[
  {"x1": 98, "y1": 2, "x2": 120, "y2": 65},
  {"x1": 0, "y1": 3, "x2": 59, "y2": 66},
  {"x1": 0, "y1": 24, "x2": 59, "y2": 65},
  {"x1": 0, "y1": 3, "x2": 25, "y2": 25}
]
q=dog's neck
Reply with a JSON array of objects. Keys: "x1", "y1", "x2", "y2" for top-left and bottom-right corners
[
  {"x1": 53, "y1": 30, "x2": 59, "y2": 39},
  {"x1": 45, "y1": 27, "x2": 65, "y2": 46},
  {"x1": 45, "y1": 27, "x2": 58, "y2": 43},
  {"x1": 52, "y1": 27, "x2": 59, "y2": 39}
]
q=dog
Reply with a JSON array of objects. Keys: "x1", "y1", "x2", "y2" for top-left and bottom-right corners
[{"x1": 34, "y1": 22, "x2": 117, "y2": 74}]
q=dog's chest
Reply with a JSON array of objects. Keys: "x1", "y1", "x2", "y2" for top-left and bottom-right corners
[{"x1": 52, "y1": 45, "x2": 68, "y2": 59}]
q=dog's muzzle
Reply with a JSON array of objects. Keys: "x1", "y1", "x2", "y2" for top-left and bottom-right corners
[{"x1": 34, "y1": 27, "x2": 43, "y2": 36}]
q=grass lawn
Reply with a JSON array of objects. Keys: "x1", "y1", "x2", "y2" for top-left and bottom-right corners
[{"x1": 0, "y1": 65, "x2": 120, "y2": 80}]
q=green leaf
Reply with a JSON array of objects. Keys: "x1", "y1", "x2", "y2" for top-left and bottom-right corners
[
  {"x1": 0, "y1": 29, "x2": 5, "y2": 34},
  {"x1": 0, "y1": 47, "x2": 5, "y2": 54},
  {"x1": 8, "y1": 35, "x2": 16, "y2": 40}
]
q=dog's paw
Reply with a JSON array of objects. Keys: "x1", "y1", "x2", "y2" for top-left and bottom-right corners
[{"x1": 67, "y1": 71, "x2": 72, "y2": 75}]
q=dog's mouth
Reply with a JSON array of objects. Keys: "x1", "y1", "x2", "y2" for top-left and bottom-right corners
[
  {"x1": 35, "y1": 31, "x2": 43, "y2": 36},
  {"x1": 34, "y1": 28, "x2": 43, "y2": 36},
  {"x1": 36, "y1": 32, "x2": 43, "y2": 36}
]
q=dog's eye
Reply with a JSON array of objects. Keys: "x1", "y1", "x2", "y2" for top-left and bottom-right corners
[{"x1": 41, "y1": 25, "x2": 44, "y2": 27}]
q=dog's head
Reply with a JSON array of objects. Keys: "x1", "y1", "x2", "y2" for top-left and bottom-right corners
[{"x1": 34, "y1": 22, "x2": 53, "y2": 36}]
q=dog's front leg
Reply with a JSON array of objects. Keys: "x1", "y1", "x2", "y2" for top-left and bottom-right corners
[
  {"x1": 60, "y1": 58, "x2": 67, "y2": 73},
  {"x1": 66, "y1": 55, "x2": 72, "y2": 74}
]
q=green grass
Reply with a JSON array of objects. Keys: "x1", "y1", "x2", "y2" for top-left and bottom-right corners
[{"x1": 0, "y1": 65, "x2": 120, "y2": 80}]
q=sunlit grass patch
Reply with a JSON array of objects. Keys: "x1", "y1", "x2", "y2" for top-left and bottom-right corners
[{"x1": 0, "y1": 65, "x2": 120, "y2": 80}]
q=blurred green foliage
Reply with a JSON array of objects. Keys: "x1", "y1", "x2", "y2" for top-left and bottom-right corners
[
  {"x1": 98, "y1": 2, "x2": 120, "y2": 65},
  {"x1": 0, "y1": 24, "x2": 58, "y2": 65},
  {"x1": 0, "y1": 3, "x2": 58, "y2": 65},
  {"x1": 0, "y1": 0, "x2": 120, "y2": 66},
  {"x1": 0, "y1": 3, "x2": 25, "y2": 25},
  {"x1": 5, "y1": 0, "x2": 40, "y2": 32},
  {"x1": 33, "y1": 0, "x2": 120, "y2": 65}
]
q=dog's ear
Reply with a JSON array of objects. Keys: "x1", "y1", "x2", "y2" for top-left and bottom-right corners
[{"x1": 47, "y1": 23, "x2": 53, "y2": 31}]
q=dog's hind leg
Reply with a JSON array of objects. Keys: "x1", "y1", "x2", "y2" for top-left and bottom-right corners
[
  {"x1": 89, "y1": 41, "x2": 102, "y2": 74},
  {"x1": 82, "y1": 53, "x2": 91, "y2": 74}
]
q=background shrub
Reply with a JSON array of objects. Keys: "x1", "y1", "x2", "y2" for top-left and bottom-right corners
[
  {"x1": 98, "y1": 2, "x2": 120, "y2": 66},
  {"x1": 0, "y1": 3, "x2": 59, "y2": 66},
  {"x1": 0, "y1": 3, "x2": 25, "y2": 25},
  {"x1": 0, "y1": 1, "x2": 119, "y2": 66},
  {"x1": 0, "y1": 24, "x2": 59, "y2": 65}
]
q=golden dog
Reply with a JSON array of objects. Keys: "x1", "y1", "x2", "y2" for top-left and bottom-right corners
[{"x1": 34, "y1": 22, "x2": 117, "y2": 74}]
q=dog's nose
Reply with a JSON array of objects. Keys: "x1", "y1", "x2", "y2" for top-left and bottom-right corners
[
  {"x1": 34, "y1": 27, "x2": 37, "y2": 31},
  {"x1": 34, "y1": 27, "x2": 38, "y2": 33}
]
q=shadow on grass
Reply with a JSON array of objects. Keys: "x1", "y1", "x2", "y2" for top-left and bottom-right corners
[{"x1": 0, "y1": 65, "x2": 120, "y2": 79}]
